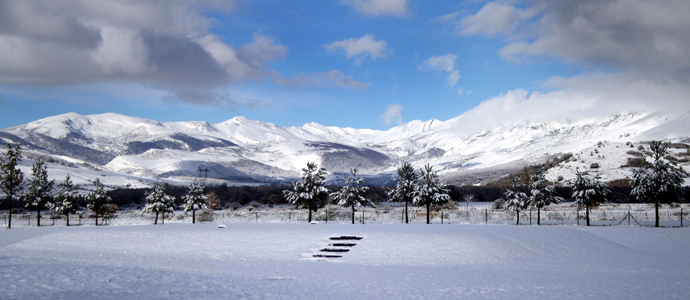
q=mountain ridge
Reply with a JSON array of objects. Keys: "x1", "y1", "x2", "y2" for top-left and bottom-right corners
[{"x1": 2, "y1": 110, "x2": 689, "y2": 188}]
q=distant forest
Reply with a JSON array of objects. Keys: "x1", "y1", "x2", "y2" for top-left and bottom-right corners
[{"x1": 100, "y1": 181, "x2": 687, "y2": 211}]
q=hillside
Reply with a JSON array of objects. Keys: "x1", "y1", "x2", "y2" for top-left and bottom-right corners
[{"x1": 2, "y1": 110, "x2": 689, "y2": 188}]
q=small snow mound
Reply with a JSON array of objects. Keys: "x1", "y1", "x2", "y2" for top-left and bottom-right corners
[
  {"x1": 217, "y1": 224, "x2": 227, "y2": 228},
  {"x1": 310, "y1": 221, "x2": 319, "y2": 225}
]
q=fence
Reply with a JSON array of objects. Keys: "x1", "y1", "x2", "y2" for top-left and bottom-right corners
[{"x1": 2, "y1": 204, "x2": 688, "y2": 227}]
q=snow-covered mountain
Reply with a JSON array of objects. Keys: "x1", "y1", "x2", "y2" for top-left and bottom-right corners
[{"x1": 2, "y1": 110, "x2": 690, "y2": 187}]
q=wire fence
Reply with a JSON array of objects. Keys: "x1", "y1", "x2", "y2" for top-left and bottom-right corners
[{"x1": 2, "y1": 204, "x2": 689, "y2": 227}]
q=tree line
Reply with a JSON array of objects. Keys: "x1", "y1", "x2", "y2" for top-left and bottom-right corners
[{"x1": 1, "y1": 141, "x2": 687, "y2": 228}]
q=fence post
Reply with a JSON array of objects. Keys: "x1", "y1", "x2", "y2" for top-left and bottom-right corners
[
  {"x1": 485, "y1": 209, "x2": 488, "y2": 225},
  {"x1": 529, "y1": 210, "x2": 532, "y2": 225}
]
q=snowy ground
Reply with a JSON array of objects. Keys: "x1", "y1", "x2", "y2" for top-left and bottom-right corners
[{"x1": 1, "y1": 223, "x2": 689, "y2": 299}]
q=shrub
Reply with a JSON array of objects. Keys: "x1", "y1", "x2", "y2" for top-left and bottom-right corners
[
  {"x1": 492, "y1": 198, "x2": 505, "y2": 209},
  {"x1": 197, "y1": 210, "x2": 214, "y2": 222}
]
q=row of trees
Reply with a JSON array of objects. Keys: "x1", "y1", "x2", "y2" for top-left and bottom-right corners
[
  {"x1": 502, "y1": 141, "x2": 687, "y2": 227},
  {"x1": 2, "y1": 140, "x2": 687, "y2": 227},
  {"x1": 1, "y1": 144, "x2": 82, "y2": 227},
  {"x1": 283, "y1": 161, "x2": 451, "y2": 224},
  {"x1": 0, "y1": 143, "x2": 212, "y2": 227},
  {"x1": 0, "y1": 143, "x2": 116, "y2": 227}
]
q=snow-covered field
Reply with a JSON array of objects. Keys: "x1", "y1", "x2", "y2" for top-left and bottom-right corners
[{"x1": 1, "y1": 223, "x2": 689, "y2": 299}]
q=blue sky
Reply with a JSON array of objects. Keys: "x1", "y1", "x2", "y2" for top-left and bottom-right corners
[{"x1": 1, "y1": 0, "x2": 689, "y2": 131}]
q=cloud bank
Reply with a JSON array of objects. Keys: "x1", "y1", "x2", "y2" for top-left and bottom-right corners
[
  {"x1": 454, "y1": 73, "x2": 690, "y2": 134},
  {"x1": 0, "y1": 0, "x2": 368, "y2": 107},
  {"x1": 434, "y1": 1, "x2": 690, "y2": 133},
  {"x1": 453, "y1": 0, "x2": 690, "y2": 80}
]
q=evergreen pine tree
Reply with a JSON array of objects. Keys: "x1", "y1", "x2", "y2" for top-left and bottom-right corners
[
  {"x1": 527, "y1": 173, "x2": 564, "y2": 225},
  {"x1": 143, "y1": 181, "x2": 175, "y2": 225},
  {"x1": 49, "y1": 174, "x2": 81, "y2": 226},
  {"x1": 283, "y1": 162, "x2": 328, "y2": 223},
  {"x1": 183, "y1": 179, "x2": 208, "y2": 224},
  {"x1": 630, "y1": 141, "x2": 688, "y2": 227},
  {"x1": 24, "y1": 160, "x2": 54, "y2": 226},
  {"x1": 86, "y1": 178, "x2": 111, "y2": 226},
  {"x1": 504, "y1": 189, "x2": 528, "y2": 225},
  {"x1": 387, "y1": 161, "x2": 418, "y2": 223},
  {"x1": 1, "y1": 143, "x2": 24, "y2": 229},
  {"x1": 413, "y1": 164, "x2": 450, "y2": 224},
  {"x1": 331, "y1": 168, "x2": 375, "y2": 224},
  {"x1": 571, "y1": 170, "x2": 609, "y2": 226}
]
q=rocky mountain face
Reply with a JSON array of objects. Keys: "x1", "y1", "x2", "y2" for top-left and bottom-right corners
[{"x1": 2, "y1": 110, "x2": 689, "y2": 187}]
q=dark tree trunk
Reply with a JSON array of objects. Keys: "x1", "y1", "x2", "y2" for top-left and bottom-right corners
[
  {"x1": 537, "y1": 207, "x2": 541, "y2": 225},
  {"x1": 586, "y1": 204, "x2": 590, "y2": 226},
  {"x1": 95, "y1": 213, "x2": 99, "y2": 226},
  {"x1": 308, "y1": 209, "x2": 312, "y2": 223},
  {"x1": 65, "y1": 212, "x2": 70, "y2": 226},
  {"x1": 352, "y1": 205, "x2": 355, "y2": 224},
  {"x1": 426, "y1": 203, "x2": 430, "y2": 224},
  {"x1": 192, "y1": 209, "x2": 196, "y2": 224},
  {"x1": 655, "y1": 202, "x2": 660, "y2": 228},
  {"x1": 405, "y1": 201, "x2": 409, "y2": 224},
  {"x1": 516, "y1": 211, "x2": 520, "y2": 225},
  {"x1": 154, "y1": 212, "x2": 159, "y2": 225},
  {"x1": 7, "y1": 200, "x2": 12, "y2": 229},
  {"x1": 37, "y1": 210, "x2": 41, "y2": 227},
  {"x1": 7, "y1": 194, "x2": 11, "y2": 228}
]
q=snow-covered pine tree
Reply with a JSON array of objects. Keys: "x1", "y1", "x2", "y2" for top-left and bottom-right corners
[
  {"x1": 413, "y1": 164, "x2": 451, "y2": 224},
  {"x1": 283, "y1": 162, "x2": 328, "y2": 223},
  {"x1": 504, "y1": 189, "x2": 528, "y2": 225},
  {"x1": 86, "y1": 178, "x2": 111, "y2": 226},
  {"x1": 331, "y1": 168, "x2": 375, "y2": 224},
  {"x1": 1, "y1": 143, "x2": 24, "y2": 229},
  {"x1": 571, "y1": 170, "x2": 609, "y2": 226},
  {"x1": 49, "y1": 174, "x2": 81, "y2": 226},
  {"x1": 24, "y1": 160, "x2": 54, "y2": 226},
  {"x1": 387, "y1": 161, "x2": 418, "y2": 224},
  {"x1": 527, "y1": 173, "x2": 564, "y2": 225},
  {"x1": 143, "y1": 181, "x2": 175, "y2": 225},
  {"x1": 630, "y1": 141, "x2": 688, "y2": 227},
  {"x1": 182, "y1": 179, "x2": 208, "y2": 224}
]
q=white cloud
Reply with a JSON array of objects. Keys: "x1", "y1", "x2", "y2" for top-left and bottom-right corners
[
  {"x1": 454, "y1": 72, "x2": 690, "y2": 134},
  {"x1": 447, "y1": 70, "x2": 460, "y2": 89},
  {"x1": 458, "y1": 0, "x2": 690, "y2": 79},
  {"x1": 459, "y1": 2, "x2": 519, "y2": 35},
  {"x1": 382, "y1": 104, "x2": 403, "y2": 125},
  {"x1": 325, "y1": 34, "x2": 388, "y2": 65},
  {"x1": 0, "y1": 0, "x2": 291, "y2": 91},
  {"x1": 0, "y1": 0, "x2": 370, "y2": 109},
  {"x1": 419, "y1": 54, "x2": 456, "y2": 73},
  {"x1": 419, "y1": 54, "x2": 460, "y2": 88},
  {"x1": 342, "y1": 0, "x2": 410, "y2": 17}
]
